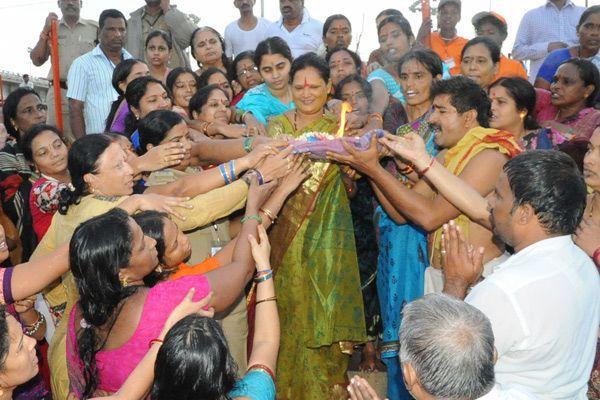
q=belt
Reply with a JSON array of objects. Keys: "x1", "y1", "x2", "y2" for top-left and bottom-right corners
[{"x1": 50, "y1": 80, "x2": 68, "y2": 90}]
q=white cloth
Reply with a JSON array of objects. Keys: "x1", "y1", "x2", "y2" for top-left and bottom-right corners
[
  {"x1": 267, "y1": 8, "x2": 323, "y2": 58},
  {"x1": 511, "y1": 0, "x2": 584, "y2": 83},
  {"x1": 224, "y1": 17, "x2": 272, "y2": 58},
  {"x1": 67, "y1": 45, "x2": 133, "y2": 134},
  {"x1": 479, "y1": 385, "x2": 539, "y2": 400},
  {"x1": 466, "y1": 236, "x2": 599, "y2": 400}
]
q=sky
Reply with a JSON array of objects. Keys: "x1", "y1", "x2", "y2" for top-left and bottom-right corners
[{"x1": 0, "y1": 0, "x2": 598, "y2": 77}]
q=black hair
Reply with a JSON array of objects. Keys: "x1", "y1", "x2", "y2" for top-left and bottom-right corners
[
  {"x1": 0, "y1": 306, "x2": 8, "y2": 372},
  {"x1": 431, "y1": 76, "x2": 491, "y2": 127},
  {"x1": 290, "y1": 52, "x2": 330, "y2": 83},
  {"x1": 489, "y1": 77, "x2": 540, "y2": 130},
  {"x1": 198, "y1": 67, "x2": 231, "y2": 90},
  {"x1": 335, "y1": 74, "x2": 373, "y2": 103},
  {"x1": 229, "y1": 50, "x2": 255, "y2": 82},
  {"x1": 398, "y1": 48, "x2": 444, "y2": 79},
  {"x1": 2, "y1": 87, "x2": 42, "y2": 138},
  {"x1": 21, "y1": 124, "x2": 65, "y2": 163},
  {"x1": 377, "y1": 15, "x2": 414, "y2": 39},
  {"x1": 322, "y1": 14, "x2": 352, "y2": 38},
  {"x1": 105, "y1": 59, "x2": 146, "y2": 132},
  {"x1": 138, "y1": 109, "x2": 184, "y2": 156},
  {"x1": 376, "y1": 8, "x2": 403, "y2": 21},
  {"x1": 461, "y1": 36, "x2": 501, "y2": 64},
  {"x1": 578, "y1": 5, "x2": 600, "y2": 30},
  {"x1": 99, "y1": 9, "x2": 126, "y2": 30},
  {"x1": 474, "y1": 15, "x2": 508, "y2": 37},
  {"x1": 504, "y1": 150, "x2": 587, "y2": 236},
  {"x1": 124, "y1": 76, "x2": 168, "y2": 135},
  {"x1": 70, "y1": 208, "x2": 139, "y2": 398},
  {"x1": 190, "y1": 27, "x2": 230, "y2": 71},
  {"x1": 189, "y1": 84, "x2": 229, "y2": 119},
  {"x1": 166, "y1": 67, "x2": 199, "y2": 98},
  {"x1": 254, "y1": 36, "x2": 293, "y2": 69},
  {"x1": 145, "y1": 29, "x2": 173, "y2": 50},
  {"x1": 556, "y1": 58, "x2": 600, "y2": 107},
  {"x1": 132, "y1": 210, "x2": 170, "y2": 287},
  {"x1": 151, "y1": 315, "x2": 238, "y2": 400},
  {"x1": 58, "y1": 134, "x2": 113, "y2": 214},
  {"x1": 325, "y1": 46, "x2": 362, "y2": 71}
]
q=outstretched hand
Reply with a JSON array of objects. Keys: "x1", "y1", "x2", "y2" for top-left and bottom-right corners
[
  {"x1": 379, "y1": 132, "x2": 429, "y2": 170},
  {"x1": 248, "y1": 225, "x2": 272, "y2": 272},
  {"x1": 326, "y1": 134, "x2": 381, "y2": 176}
]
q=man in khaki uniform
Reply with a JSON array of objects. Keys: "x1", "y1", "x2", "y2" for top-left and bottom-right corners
[
  {"x1": 127, "y1": 0, "x2": 197, "y2": 70},
  {"x1": 30, "y1": 0, "x2": 97, "y2": 143}
]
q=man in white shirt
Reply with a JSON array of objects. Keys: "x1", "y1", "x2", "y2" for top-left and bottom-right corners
[
  {"x1": 224, "y1": 0, "x2": 271, "y2": 58},
  {"x1": 511, "y1": 0, "x2": 585, "y2": 83},
  {"x1": 347, "y1": 294, "x2": 537, "y2": 400},
  {"x1": 442, "y1": 150, "x2": 599, "y2": 399},
  {"x1": 268, "y1": 0, "x2": 323, "y2": 58}
]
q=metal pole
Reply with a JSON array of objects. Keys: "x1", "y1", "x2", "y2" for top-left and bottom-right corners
[{"x1": 261, "y1": 0, "x2": 265, "y2": 18}]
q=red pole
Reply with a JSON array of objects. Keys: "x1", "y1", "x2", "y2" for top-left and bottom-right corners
[
  {"x1": 421, "y1": 0, "x2": 432, "y2": 48},
  {"x1": 50, "y1": 20, "x2": 63, "y2": 131}
]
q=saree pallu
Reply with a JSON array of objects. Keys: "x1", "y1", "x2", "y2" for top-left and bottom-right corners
[
  {"x1": 429, "y1": 127, "x2": 522, "y2": 268},
  {"x1": 377, "y1": 112, "x2": 436, "y2": 400},
  {"x1": 267, "y1": 114, "x2": 366, "y2": 400}
]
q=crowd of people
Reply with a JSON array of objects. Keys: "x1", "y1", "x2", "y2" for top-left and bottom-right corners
[{"x1": 0, "y1": 0, "x2": 598, "y2": 399}]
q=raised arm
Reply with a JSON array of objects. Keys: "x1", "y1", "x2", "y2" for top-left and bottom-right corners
[
  {"x1": 380, "y1": 133, "x2": 492, "y2": 228},
  {"x1": 204, "y1": 178, "x2": 277, "y2": 312},
  {"x1": 246, "y1": 226, "x2": 279, "y2": 373},
  {"x1": 30, "y1": 13, "x2": 57, "y2": 66}
]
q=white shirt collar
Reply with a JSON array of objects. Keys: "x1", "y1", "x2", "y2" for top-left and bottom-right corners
[
  {"x1": 277, "y1": 7, "x2": 311, "y2": 27},
  {"x1": 545, "y1": 0, "x2": 575, "y2": 9}
]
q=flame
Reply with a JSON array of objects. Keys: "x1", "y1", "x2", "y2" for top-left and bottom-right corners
[{"x1": 336, "y1": 102, "x2": 353, "y2": 137}]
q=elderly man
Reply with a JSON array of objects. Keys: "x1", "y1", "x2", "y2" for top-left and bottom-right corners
[
  {"x1": 267, "y1": 0, "x2": 323, "y2": 58},
  {"x1": 29, "y1": 0, "x2": 97, "y2": 142},
  {"x1": 348, "y1": 294, "x2": 537, "y2": 400},
  {"x1": 440, "y1": 150, "x2": 599, "y2": 399},
  {"x1": 512, "y1": 0, "x2": 585, "y2": 83},
  {"x1": 67, "y1": 9, "x2": 133, "y2": 138},
  {"x1": 127, "y1": 0, "x2": 197, "y2": 69}
]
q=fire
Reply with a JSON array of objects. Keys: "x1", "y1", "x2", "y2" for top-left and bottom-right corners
[{"x1": 336, "y1": 102, "x2": 353, "y2": 137}]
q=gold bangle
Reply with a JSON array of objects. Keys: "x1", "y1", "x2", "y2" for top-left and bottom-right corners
[
  {"x1": 255, "y1": 296, "x2": 277, "y2": 305},
  {"x1": 367, "y1": 112, "x2": 384, "y2": 122},
  {"x1": 260, "y1": 207, "x2": 277, "y2": 222}
]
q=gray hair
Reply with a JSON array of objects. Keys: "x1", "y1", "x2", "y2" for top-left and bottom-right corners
[{"x1": 399, "y1": 294, "x2": 495, "y2": 399}]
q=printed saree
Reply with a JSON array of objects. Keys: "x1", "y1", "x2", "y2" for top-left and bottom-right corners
[{"x1": 267, "y1": 113, "x2": 366, "y2": 400}]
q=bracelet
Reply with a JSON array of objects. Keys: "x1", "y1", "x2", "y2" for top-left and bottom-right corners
[
  {"x1": 219, "y1": 163, "x2": 231, "y2": 184},
  {"x1": 228, "y1": 160, "x2": 236, "y2": 180},
  {"x1": 255, "y1": 295, "x2": 277, "y2": 305},
  {"x1": 242, "y1": 110, "x2": 252, "y2": 122},
  {"x1": 254, "y1": 271, "x2": 273, "y2": 283},
  {"x1": 248, "y1": 363, "x2": 277, "y2": 384},
  {"x1": 254, "y1": 169, "x2": 265, "y2": 185},
  {"x1": 255, "y1": 269, "x2": 273, "y2": 278},
  {"x1": 241, "y1": 214, "x2": 263, "y2": 224},
  {"x1": 399, "y1": 164, "x2": 414, "y2": 175},
  {"x1": 243, "y1": 136, "x2": 255, "y2": 153},
  {"x1": 260, "y1": 207, "x2": 277, "y2": 222},
  {"x1": 23, "y1": 312, "x2": 45, "y2": 336},
  {"x1": 367, "y1": 112, "x2": 384, "y2": 122},
  {"x1": 202, "y1": 122, "x2": 214, "y2": 135},
  {"x1": 593, "y1": 246, "x2": 600, "y2": 267},
  {"x1": 148, "y1": 338, "x2": 164, "y2": 348},
  {"x1": 420, "y1": 157, "x2": 436, "y2": 176}
]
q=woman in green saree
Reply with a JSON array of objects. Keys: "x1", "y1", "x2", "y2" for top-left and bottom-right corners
[{"x1": 266, "y1": 53, "x2": 366, "y2": 399}]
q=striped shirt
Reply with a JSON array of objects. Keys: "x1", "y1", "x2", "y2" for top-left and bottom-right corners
[
  {"x1": 67, "y1": 45, "x2": 133, "y2": 134},
  {"x1": 511, "y1": 0, "x2": 584, "y2": 83}
]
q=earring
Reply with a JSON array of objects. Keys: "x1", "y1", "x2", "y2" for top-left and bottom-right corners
[
  {"x1": 519, "y1": 112, "x2": 526, "y2": 119},
  {"x1": 121, "y1": 277, "x2": 129, "y2": 287}
]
